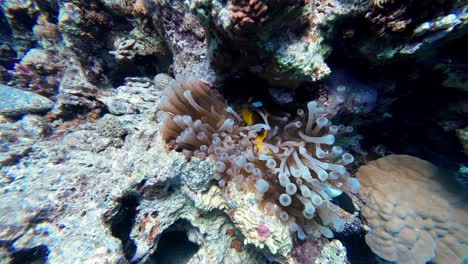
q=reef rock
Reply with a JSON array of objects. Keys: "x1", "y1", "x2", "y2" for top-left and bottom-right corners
[
  {"x1": 186, "y1": 0, "x2": 357, "y2": 83},
  {"x1": 0, "y1": 78, "x2": 165, "y2": 263},
  {"x1": 0, "y1": 77, "x2": 351, "y2": 263},
  {"x1": 0, "y1": 85, "x2": 54, "y2": 117}
]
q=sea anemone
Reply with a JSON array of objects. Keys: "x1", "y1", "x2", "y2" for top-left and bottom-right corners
[{"x1": 157, "y1": 79, "x2": 359, "y2": 240}]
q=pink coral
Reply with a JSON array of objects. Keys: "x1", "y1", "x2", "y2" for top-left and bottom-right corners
[{"x1": 256, "y1": 224, "x2": 271, "y2": 241}]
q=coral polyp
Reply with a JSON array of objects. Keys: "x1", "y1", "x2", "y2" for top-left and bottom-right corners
[{"x1": 157, "y1": 80, "x2": 360, "y2": 240}]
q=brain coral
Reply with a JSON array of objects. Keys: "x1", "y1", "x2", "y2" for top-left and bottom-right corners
[
  {"x1": 157, "y1": 79, "x2": 360, "y2": 240},
  {"x1": 357, "y1": 155, "x2": 468, "y2": 264}
]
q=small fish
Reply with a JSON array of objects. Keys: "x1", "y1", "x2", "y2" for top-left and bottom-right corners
[
  {"x1": 242, "y1": 97, "x2": 263, "y2": 125},
  {"x1": 248, "y1": 96, "x2": 264, "y2": 108},
  {"x1": 241, "y1": 107, "x2": 255, "y2": 126},
  {"x1": 241, "y1": 97, "x2": 270, "y2": 152},
  {"x1": 251, "y1": 101, "x2": 263, "y2": 108},
  {"x1": 255, "y1": 129, "x2": 269, "y2": 151}
]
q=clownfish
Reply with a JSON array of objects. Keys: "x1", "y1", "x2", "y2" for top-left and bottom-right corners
[{"x1": 241, "y1": 97, "x2": 270, "y2": 152}]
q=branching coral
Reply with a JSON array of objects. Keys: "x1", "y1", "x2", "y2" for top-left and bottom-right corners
[{"x1": 157, "y1": 80, "x2": 360, "y2": 240}]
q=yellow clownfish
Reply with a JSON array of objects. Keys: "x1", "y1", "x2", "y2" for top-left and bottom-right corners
[{"x1": 241, "y1": 97, "x2": 270, "y2": 152}]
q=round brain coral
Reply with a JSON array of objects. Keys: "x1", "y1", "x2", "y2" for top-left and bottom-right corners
[
  {"x1": 357, "y1": 155, "x2": 468, "y2": 263},
  {"x1": 157, "y1": 79, "x2": 360, "y2": 240}
]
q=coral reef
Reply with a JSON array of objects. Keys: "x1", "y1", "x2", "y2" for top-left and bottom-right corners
[
  {"x1": 149, "y1": 0, "x2": 215, "y2": 83},
  {"x1": 334, "y1": 1, "x2": 468, "y2": 64},
  {"x1": 0, "y1": 77, "x2": 349, "y2": 263},
  {"x1": 96, "y1": 114, "x2": 128, "y2": 147},
  {"x1": 228, "y1": 0, "x2": 270, "y2": 31},
  {"x1": 157, "y1": 79, "x2": 360, "y2": 241},
  {"x1": 217, "y1": 183, "x2": 293, "y2": 259},
  {"x1": 130, "y1": 186, "x2": 267, "y2": 263},
  {"x1": 154, "y1": 73, "x2": 175, "y2": 90},
  {"x1": 1, "y1": 0, "x2": 40, "y2": 54},
  {"x1": 0, "y1": 0, "x2": 467, "y2": 263},
  {"x1": 291, "y1": 237, "x2": 347, "y2": 264},
  {"x1": 0, "y1": 114, "x2": 48, "y2": 166},
  {"x1": 109, "y1": 29, "x2": 168, "y2": 62},
  {"x1": 0, "y1": 77, "x2": 213, "y2": 263},
  {"x1": 33, "y1": 14, "x2": 60, "y2": 43},
  {"x1": 50, "y1": 64, "x2": 106, "y2": 117},
  {"x1": 357, "y1": 155, "x2": 468, "y2": 263},
  {"x1": 100, "y1": 76, "x2": 155, "y2": 115},
  {"x1": 184, "y1": 0, "x2": 367, "y2": 83}
]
